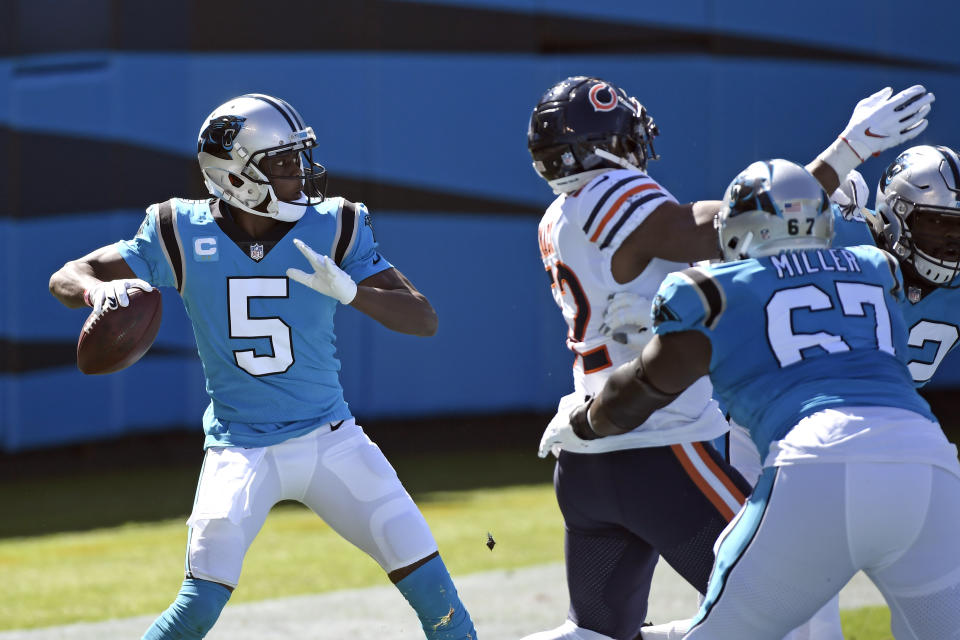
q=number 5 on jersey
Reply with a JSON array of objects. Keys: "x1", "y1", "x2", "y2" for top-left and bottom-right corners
[{"x1": 228, "y1": 277, "x2": 294, "y2": 376}]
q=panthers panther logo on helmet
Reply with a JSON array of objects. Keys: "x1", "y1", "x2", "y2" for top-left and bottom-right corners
[{"x1": 198, "y1": 115, "x2": 247, "y2": 160}]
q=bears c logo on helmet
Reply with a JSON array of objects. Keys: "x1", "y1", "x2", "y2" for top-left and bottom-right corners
[
  {"x1": 588, "y1": 83, "x2": 618, "y2": 112},
  {"x1": 199, "y1": 115, "x2": 247, "y2": 159}
]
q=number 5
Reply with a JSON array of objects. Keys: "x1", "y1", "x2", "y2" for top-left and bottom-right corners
[{"x1": 228, "y1": 277, "x2": 294, "y2": 376}]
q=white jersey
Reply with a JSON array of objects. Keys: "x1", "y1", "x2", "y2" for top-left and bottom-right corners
[{"x1": 539, "y1": 168, "x2": 729, "y2": 453}]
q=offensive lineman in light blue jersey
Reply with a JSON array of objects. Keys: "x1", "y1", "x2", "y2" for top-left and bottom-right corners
[
  {"x1": 809, "y1": 145, "x2": 960, "y2": 386},
  {"x1": 49, "y1": 94, "x2": 477, "y2": 640},
  {"x1": 867, "y1": 144, "x2": 960, "y2": 385},
  {"x1": 569, "y1": 160, "x2": 960, "y2": 639}
]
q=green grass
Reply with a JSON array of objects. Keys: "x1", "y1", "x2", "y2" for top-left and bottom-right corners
[
  {"x1": 0, "y1": 450, "x2": 891, "y2": 635},
  {"x1": 840, "y1": 607, "x2": 892, "y2": 639}
]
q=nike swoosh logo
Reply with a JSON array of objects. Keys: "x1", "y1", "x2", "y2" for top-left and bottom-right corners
[
  {"x1": 372, "y1": 253, "x2": 382, "y2": 264},
  {"x1": 864, "y1": 128, "x2": 887, "y2": 138}
]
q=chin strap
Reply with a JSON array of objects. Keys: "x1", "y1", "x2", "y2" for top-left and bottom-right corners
[
  {"x1": 275, "y1": 194, "x2": 310, "y2": 222},
  {"x1": 593, "y1": 148, "x2": 642, "y2": 172}
]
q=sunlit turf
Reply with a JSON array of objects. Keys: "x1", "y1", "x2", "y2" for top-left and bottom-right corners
[
  {"x1": 0, "y1": 450, "x2": 892, "y2": 634},
  {"x1": 840, "y1": 606, "x2": 892, "y2": 640}
]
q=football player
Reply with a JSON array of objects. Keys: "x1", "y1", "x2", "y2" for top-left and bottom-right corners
[
  {"x1": 523, "y1": 77, "x2": 933, "y2": 640},
  {"x1": 869, "y1": 144, "x2": 960, "y2": 383},
  {"x1": 649, "y1": 148, "x2": 960, "y2": 640},
  {"x1": 48, "y1": 95, "x2": 477, "y2": 640},
  {"x1": 571, "y1": 159, "x2": 960, "y2": 639}
]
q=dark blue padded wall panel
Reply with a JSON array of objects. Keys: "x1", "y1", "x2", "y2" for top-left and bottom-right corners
[{"x1": 3, "y1": 0, "x2": 960, "y2": 450}]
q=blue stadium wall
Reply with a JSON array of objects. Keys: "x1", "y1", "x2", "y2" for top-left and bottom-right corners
[{"x1": 3, "y1": 0, "x2": 960, "y2": 451}]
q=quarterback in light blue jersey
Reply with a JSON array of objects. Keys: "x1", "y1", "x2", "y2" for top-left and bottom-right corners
[
  {"x1": 117, "y1": 195, "x2": 387, "y2": 449},
  {"x1": 570, "y1": 160, "x2": 960, "y2": 639},
  {"x1": 50, "y1": 94, "x2": 477, "y2": 640}
]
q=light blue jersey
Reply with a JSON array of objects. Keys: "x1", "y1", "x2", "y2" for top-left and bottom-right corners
[
  {"x1": 653, "y1": 245, "x2": 934, "y2": 456},
  {"x1": 831, "y1": 202, "x2": 874, "y2": 247},
  {"x1": 833, "y1": 205, "x2": 960, "y2": 386},
  {"x1": 117, "y1": 197, "x2": 392, "y2": 449},
  {"x1": 899, "y1": 282, "x2": 960, "y2": 385}
]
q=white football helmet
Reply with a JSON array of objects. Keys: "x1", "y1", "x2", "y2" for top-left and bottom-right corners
[
  {"x1": 717, "y1": 159, "x2": 834, "y2": 262},
  {"x1": 873, "y1": 145, "x2": 960, "y2": 286},
  {"x1": 197, "y1": 94, "x2": 326, "y2": 222}
]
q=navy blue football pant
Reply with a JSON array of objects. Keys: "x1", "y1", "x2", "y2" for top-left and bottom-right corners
[{"x1": 554, "y1": 442, "x2": 752, "y2": 640}]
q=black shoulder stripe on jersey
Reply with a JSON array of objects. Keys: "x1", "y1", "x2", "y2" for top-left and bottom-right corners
[
  {"x1": 157, "y1": 199, "x2": 184, "y2": 293},
  {"x1": 582, "y1": 175, "x2": 648, "y2": 235},
  {"x1": 881, "y1": 249, "x2": 903, "y2": 297},
  {"x1": 681, "y1": 266, "x2": 726, "y2": 330},
  {"x1": 333, "y1": 199, "x2": 359, "y2": 267},
  {"x1": 598, "y1": 191, "x2": 667, "y2": 249}
]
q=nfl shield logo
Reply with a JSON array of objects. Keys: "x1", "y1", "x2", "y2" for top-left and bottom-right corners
[{"x1": 250, "y1": 243, "x2": 264, "y2": 261}]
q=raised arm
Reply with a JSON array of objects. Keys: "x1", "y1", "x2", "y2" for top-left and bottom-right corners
[
  {"x1": 807, "y1": 85, "x2": 933, "y2": 195},
  {"x1": 612, "y1": 86, "x2": 934, "y2": 284}
]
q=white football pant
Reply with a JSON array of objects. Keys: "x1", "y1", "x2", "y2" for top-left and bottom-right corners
[
  {"x1": 184, "y1": 420, "x2": 438, "y2": 588},
  {"x1": 686, "y1": 460, "x2": 960, "y2": 639}
]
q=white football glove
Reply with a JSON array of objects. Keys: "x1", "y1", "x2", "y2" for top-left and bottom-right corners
[
  {"x1": 84, "y1": 279, "x2": 153, "y2": 315},
  {"x1": 598, "y1": 292, "x2": 653, "y2": 347},
  {"x1": 286, "y1": 238, "x2": 358, "y2": 305},
  {"x1": 538, "y1": 392, "x2": 590, "y2": 458},
  {"x1": 818, "y1": 86, "x2": 934, "y2": 179},
  {"x1": 830, "y1": 169, "x2": 870, "y2": 220}
]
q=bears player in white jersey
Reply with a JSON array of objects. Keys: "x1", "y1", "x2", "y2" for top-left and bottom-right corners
[
  {"x1": 521, "y1": 76, "x2": 934, "y2": 640},
  {"x1": 49, "y1": 94, "x2": 477, "y2": 640},
  {"x1": 571, "y1": 159, "x2": 960, "y2": 639}
]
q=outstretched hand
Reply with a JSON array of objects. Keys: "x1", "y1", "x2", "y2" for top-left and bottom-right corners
[
  {"x1": 286, "y1": 238, "x2": 358, "y2": 305},
  {"x1": 840, "y1": 85, "x2": 934, "y2": 162},
  {"x1": 815, "y1": 86, "x2": 934, "y2": 185}
]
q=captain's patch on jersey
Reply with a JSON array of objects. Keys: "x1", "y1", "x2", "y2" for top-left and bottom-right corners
[{"x1": 193, "y1": 236, "x2": 219, "y2": 262}]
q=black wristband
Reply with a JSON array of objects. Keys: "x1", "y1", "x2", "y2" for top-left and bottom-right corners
[{"x1": 569, "y1": 398, "x2": 601, "y2": 441}]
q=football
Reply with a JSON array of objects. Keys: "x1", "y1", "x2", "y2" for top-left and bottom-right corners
[{"x1": 76, "y1": 287, "x2": 163, "y2": 375}]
